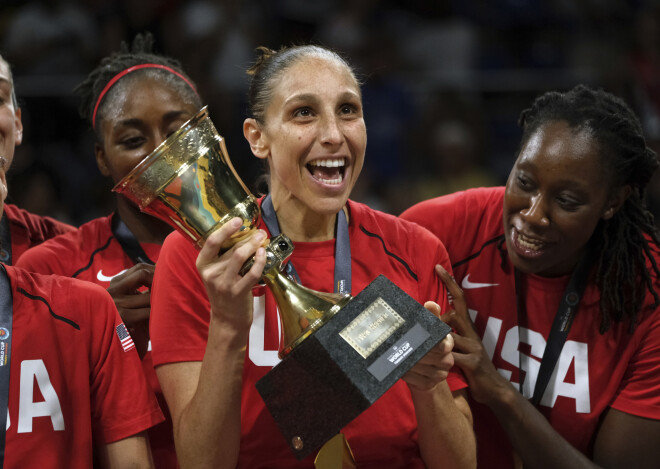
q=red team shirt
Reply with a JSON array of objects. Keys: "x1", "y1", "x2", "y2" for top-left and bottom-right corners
[
  {"x1": 150, "y1": 199, "x2": 466, "y2": 468},
  {"x1": 2, "y1": 203, "x2": 75, "y2": 264},
  {"x1": 15, "y1": 213, "x2": 176, "y2": 469},
  {"x1": 2, "y1": 264, "x2": 163, "y2": 469},
  {"x1": 401, "y1": 187, "x2": 660, "y2": 468}
]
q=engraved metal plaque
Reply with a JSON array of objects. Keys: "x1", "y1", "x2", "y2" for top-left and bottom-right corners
[{"x1": 339, "y1": 297, "x2": 404, "y2": 359}]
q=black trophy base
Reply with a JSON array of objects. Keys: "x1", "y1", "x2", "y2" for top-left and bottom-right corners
[{"x1": 255, "y1": 274, "x2": 452, "y2": 460}]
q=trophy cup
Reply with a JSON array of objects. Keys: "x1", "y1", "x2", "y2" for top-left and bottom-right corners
[{"x1": 114, "y1": 106, "x2": 451, "y2": 462}]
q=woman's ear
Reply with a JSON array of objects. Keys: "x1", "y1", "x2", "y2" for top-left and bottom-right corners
[
  {"x1": 243, "y1": 118, "x2": 269, "y2": 160},
  {"x1": 602, "y1": 184, "x2": 632, "y2": 220},
  {"x1": 95, "y1": 143, "x2": 110, "y2": 177},
  {"x1": 14, "y1": 107, "x2": 22, "y2": 146}
]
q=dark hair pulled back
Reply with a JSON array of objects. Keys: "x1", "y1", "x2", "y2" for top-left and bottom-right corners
[{"x1": 246, "y1": 44, "x2": 359, "y2": 124}]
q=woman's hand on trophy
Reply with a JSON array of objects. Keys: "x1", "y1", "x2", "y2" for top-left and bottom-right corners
[
  {"x1": 107, "y1": 262, "x2": 155, "y2": 358},
  {"x1": 197, "y1": 217, "x2": 267, "y2": 331},
  {"x1": 402, "y1": 301, "x2": 455, "y2": 392}
]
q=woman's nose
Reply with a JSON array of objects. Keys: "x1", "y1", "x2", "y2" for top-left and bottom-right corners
[
  {"x1": 520, "y1": 194, "x2": 550, "y2": 226},
  {"x1": 320, "y1": 116, "x2": 343, "y2": 146}
]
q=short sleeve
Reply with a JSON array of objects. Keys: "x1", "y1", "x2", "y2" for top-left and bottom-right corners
[
  {"x1": 86, "y1": 284, "x2": 164, "y2": 443},
  {"x1": 610, "y1": 307, "x2": 660, "y2": 419},
  {"x1": 406, "y1": 222, "x2": 468, "y2": 391},
  {"x1": 150, "y1": 231, "x2": 210, "y2": 367}
]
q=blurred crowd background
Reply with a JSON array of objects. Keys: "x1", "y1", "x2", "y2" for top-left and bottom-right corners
[{"x1": 2, "y1": 0, "x2": 660, "y2": 225}]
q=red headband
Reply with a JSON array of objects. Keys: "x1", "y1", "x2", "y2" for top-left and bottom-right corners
[{"x1": 92, "y1": 63, "x2": 199, "y2": 129}]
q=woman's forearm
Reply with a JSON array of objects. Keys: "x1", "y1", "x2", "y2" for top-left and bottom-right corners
[
  {"x1": 487, "y1": 384, "x2": 597, "y2": 469},
  {"x1": 171, "y1": 317, "x2": 248, "y2": 469},
  {"x1": 412, "y1": 384, "x2": 476, "y2": 469}
]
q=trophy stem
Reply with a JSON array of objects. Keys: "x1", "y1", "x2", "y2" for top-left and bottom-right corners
[{"x1": 263, "y1": 265, "x2": 352, "y2": 358}]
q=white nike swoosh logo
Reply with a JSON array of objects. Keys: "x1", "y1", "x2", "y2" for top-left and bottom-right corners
[
  {"x1": 97, "y1": 269, "x2": 128, "y2": 282},
  {"x1": 461, "y1": 274, "x2": 499, "y2": 289}
]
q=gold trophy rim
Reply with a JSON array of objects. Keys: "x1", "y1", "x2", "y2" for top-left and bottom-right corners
[{"x1": 111, "y1": 105, "x2": 211, "y2": 205}]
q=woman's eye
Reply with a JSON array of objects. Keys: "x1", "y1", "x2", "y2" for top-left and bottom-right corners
[
  {"x1": 516, "y1": 175, "x2": 532, "y2": 190},
  {"x1": 556, "y1": 197, "x2": 580, "y2": 211},
  {"x1": 339, "y1": 104, "x2": 358, "y2": 115},
  {"x1": 293, "y1": 107, "x2": 313, "y2": 118},
  {"x1": 0, "y1": 87, "x2": 11, "y2": 106},
  {"x1": 167, "y1": 120, "x2": 189, "y2": 138},
  {"x1": 120, "y1": 136, "x2": 145, "y2": 149}
]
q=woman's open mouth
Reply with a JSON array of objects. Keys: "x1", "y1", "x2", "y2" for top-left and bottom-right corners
[
  {"x1": 511, "y1": 227, "x2": 548, "y2": 258},
  {"x1": 307, "y1": 158, "x2": 346, "y2": 185}
]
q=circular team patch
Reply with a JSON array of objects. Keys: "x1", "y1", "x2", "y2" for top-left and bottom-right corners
[{"x1": 0, "y1": 327, "x2": 9, "y2": 340}]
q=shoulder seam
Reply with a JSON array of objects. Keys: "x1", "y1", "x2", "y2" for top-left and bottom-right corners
[
  {"x1": 359, "y1": 225, "x2": 418, "y2": 281},
  {"x1": 72, "y1": 235, "x2": 114, "y2": 278},
  {"x1": 453, "y1": 234, "x2": 505, "y2": 269},
  {"x1": 17, "y1": 287, "x2": 81, "y2": 330}
]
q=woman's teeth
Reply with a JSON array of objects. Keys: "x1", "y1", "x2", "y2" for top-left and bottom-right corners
[
  {"x1": 313, "y1": 159, "x2": 345, "y2": 168},
  {"x1": 518, "y1": 232, "x2": 543, "y2": 251},
  {"x1": 308, "y1": 159, "x2": 345, "y2": 185}
]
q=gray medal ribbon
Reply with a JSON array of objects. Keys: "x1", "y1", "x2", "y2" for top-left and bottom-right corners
[
  {"x1": 0, "y1": 264, "x2": 13, "y2": 467},
  {"x1": 0, "y1": 215, "x2": 11, "y2": 265},
  {"x1": 261, "y1": 194, "x2": 351, "y2": 294}
]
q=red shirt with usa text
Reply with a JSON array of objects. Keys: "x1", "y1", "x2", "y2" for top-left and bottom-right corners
[
  {"x1": 401, "y1": 187, "x2": 660, "y2": 468},
  {"x1": 150, "y1": 198, "x2": 466, "y2": 468},
  {"x1": 14, "y1": 213, "x2": 176, "y2": 469},
  {"x1": 2, "y1": 265, "x2": 163, "y2": 469}
]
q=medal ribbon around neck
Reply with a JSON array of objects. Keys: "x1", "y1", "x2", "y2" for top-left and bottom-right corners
[{"x1": 261, "y1": 194, "x2": 351, "y2": 295}]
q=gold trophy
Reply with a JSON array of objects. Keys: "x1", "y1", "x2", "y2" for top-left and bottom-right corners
[
  {"x1": 114, "y1": 107, "x2": 449, "y2": 465},
  {"x1": 113, "y1": 106, "x2": 351, "y2": 359}
]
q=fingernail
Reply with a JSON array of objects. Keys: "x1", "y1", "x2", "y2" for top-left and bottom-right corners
[{"x1": 231, "y1": 218, "x2": 243, "y2": 228}]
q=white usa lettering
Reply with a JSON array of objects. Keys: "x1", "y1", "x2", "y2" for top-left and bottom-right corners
[
  {"x1": 248, "y1": 294, "x2": 281, "y2": 367},
  {"x1": 476, "y1": 310, "x2": 591, "y2": 413},
  {"x1": 4, "y1": 360, "x2": 64, "y2": 433}
]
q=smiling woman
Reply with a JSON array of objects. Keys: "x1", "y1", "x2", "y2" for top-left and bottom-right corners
[
  {"x1": 401, "y1": 84, "x2": 660, "y2": 469},
  {"x1": 243, "y1": 48, "x2": 366, "y2": 241},
  {"x1": 503, "y1": 120, "x2": 628, "y2": 277},
  {"x1": 148, "y1": 44, "x2": 477, "y2": 469}
]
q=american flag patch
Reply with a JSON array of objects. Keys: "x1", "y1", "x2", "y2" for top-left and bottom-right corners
[{"x1": 116, "y1": 323, "x2": 135, "y2": 352}]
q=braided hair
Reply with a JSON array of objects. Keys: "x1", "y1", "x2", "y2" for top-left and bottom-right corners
[
  {"x1": 517, "y1": 84, "x2": 660, "y2": 333},
  {"x1": 75, "y1": 32, "x2": 201, "y2": 140}
]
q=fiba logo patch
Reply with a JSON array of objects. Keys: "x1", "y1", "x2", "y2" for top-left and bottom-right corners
[{"x1": 0, "y1": 327, "x2": 10, "y2": 340}]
